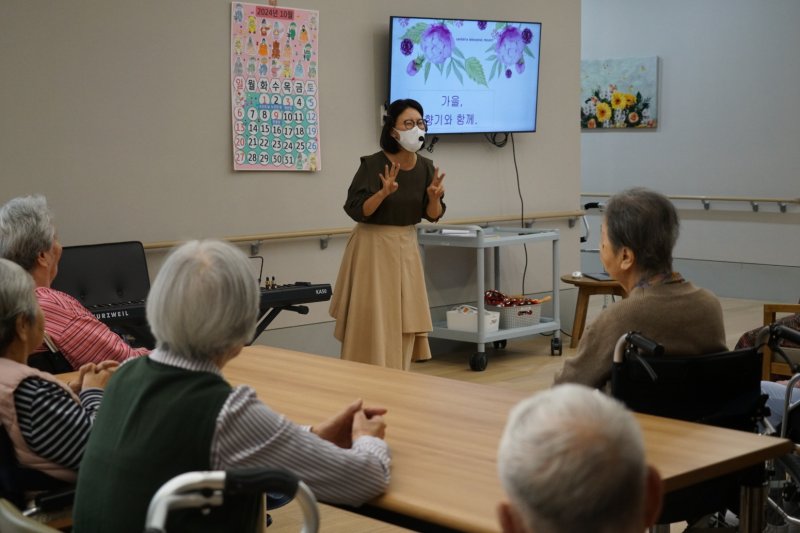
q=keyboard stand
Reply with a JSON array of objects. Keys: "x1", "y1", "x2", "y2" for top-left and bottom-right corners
[{"x1": 251, "y1": 305, "x2": 309, "y2": 344}]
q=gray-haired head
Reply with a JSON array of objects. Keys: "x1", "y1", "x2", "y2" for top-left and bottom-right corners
[
  {"x1": 603, "y1": 188, "x2": 679, "y2": 277},
  {"x1": 146, "y1": 240, "x2": 259, "y2": 362},
  {"x1": 497, "y1": 384, "x2": 648, "y2": 533},
  {"x1": 0, "y1": 195, "x2": 56, "y2": 272},
  {"x1": 0, "y1": 258, "x2": 39, "y2": 355}
]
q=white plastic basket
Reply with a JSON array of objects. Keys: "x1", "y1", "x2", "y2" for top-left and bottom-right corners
[
  {"x1": 489, "y1": 304, "x2": 541, "y2": 329},
  {"x1": 446, "y1": 305, "x2": 500, "y2": 333}
]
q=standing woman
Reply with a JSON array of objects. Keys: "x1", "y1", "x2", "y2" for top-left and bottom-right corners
[{"x1": 330, "y1": 99, "x2": 446, "y2": 370}]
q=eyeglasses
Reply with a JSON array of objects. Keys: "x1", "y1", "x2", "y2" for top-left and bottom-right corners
[{"x1": 399, "y1": 119, "x2": 428, "y2": 131}]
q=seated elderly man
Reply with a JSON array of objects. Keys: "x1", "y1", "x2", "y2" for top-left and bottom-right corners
[
  {"x1": 0, "y1": 195, "x2": 148, "y2": 369},
  {"x1": 554, "y1": 188, "x2": 726, "y2": 389},
  {"x1": 0, "y1": 258, "x2": 115, "y2": 500},
  {"x1": 497, "y1": 384, "x2": 663, "y2": 533},
  {"x1": 73, "y1": 240, "x2": 390, "y2": 533}
]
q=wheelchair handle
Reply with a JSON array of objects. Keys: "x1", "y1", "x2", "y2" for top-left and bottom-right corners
[
  {"x1": 226, "y1": 468, "x2": 298, "y2": 497},
  {"x1": 626, "y1": 332, "x2": 664, "y2": 357},
  {"x1": 774, "y1": 324, "x2": 800, "y2": 347}
]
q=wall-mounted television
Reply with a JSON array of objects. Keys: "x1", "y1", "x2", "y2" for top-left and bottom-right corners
[{"x1": 388, "y1": 16, "x2": 541, "y2": 135}]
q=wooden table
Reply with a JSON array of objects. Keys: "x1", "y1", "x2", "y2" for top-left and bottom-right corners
[
  {"x1": 222, "y1": 346, "x2": 793, "y2": 532},
  {"x1": 561, "y1": 274, "x2": 626, "y2": 348}
]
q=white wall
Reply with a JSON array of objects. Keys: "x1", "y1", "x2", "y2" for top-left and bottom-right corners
[
  {"x1": 0, "y1": 1, "x2": 582, "y2": 338},
  {"x1": 581, "y1": 0, "x2": 800, "y2": 276}
]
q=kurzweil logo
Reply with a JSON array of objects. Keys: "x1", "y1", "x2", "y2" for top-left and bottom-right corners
[{"x1": 94, "y1": 310, "x2": 130, "y2": 319}]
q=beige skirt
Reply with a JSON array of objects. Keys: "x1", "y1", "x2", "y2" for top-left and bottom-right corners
[{"x1": 329, "y1": 223, "x2": 432, "y2": 370}]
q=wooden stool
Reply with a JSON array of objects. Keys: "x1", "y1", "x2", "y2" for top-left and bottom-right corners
[{"x1": 560, "y1": 274, "x2": 626, "y2": 348}]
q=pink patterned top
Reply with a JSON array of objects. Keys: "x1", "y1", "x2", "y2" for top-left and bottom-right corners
[{"x1": 34, "y1": 287, "x2": 149, "y2": 368}]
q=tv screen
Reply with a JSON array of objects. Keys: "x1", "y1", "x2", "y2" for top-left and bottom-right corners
[{"x1": 389, "y1": 16, "x2": 541, "y2": 135}]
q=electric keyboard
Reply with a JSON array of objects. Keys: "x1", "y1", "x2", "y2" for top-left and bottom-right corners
[
  {"x1": 260, "y1": 282, "x2": 332, "y2": 309},
  {"x1": 87, "y1": 300, "x2": 146, "y2": 322},
  {"x1": 253, "y1": 282, "x2": 332, "y2": 342}
]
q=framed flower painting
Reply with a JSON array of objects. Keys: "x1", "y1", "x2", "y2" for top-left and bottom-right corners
[{"x1": 580, "y1": 56, "x2": 658, "y2": 130}]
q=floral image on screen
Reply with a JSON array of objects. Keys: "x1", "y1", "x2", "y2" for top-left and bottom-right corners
[
  {"x1": 396, "y1": 18, "x2": 538, "y2": 87},
  {"x1": 389, "y1": 17, "x2": 541, "y2": 134},
  {"x1": 580, "y1": 57, "x2": 658, "y2": 129}
]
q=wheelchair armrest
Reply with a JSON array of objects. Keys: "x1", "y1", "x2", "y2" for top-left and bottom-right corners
[{"x1": 32, "y1": 487, "x2": 75, "y2": 514}]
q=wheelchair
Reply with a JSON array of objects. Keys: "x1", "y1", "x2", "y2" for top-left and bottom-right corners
[
  {"x1": 611, "y1": 329, "x2": 771, "y2": 532},
  {"x1": 757, "y1": 324, "x2": 800, "y2": 531},
  {"x1": 0, "y1": 468, "x2": 318, "y2": 533}
]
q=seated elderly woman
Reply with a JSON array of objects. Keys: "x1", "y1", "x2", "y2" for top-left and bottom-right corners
[
  {"x1": 73, "y1": 240, "x2": 390, "y2": 533},
  {"x1": 737, "y1": 308, "x2": 800, "y2": 429},
  {"x1": 0, "y1": 195, "x2": 149, "y2": 369},
  {"x1": 497, "y1": 384, "x2": 662, "y2": 533},
  {"x1": 0, "y1": 258, "x2": 115, "y2": 498},
  {"x1": 554, "y1": 188, "x2": 727, "y2": 389}
]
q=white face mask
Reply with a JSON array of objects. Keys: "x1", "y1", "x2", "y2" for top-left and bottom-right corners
[{"x1": 393, "y1": 126, "x2": 425, "y2": 152}]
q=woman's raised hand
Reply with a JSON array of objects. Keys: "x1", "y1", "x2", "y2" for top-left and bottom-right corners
[{"x1": 379, "y1": 162, "x2": 400, "y2": 197}]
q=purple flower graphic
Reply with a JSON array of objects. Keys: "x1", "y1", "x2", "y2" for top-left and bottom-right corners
[
  {"x1": 420, "y1": 23, "x2": 454, "y2": 65},
  {"x1": 477, "y1": 20, "x2": 487, "y2": 30},
  {"x1": 398, "y1": 18, "x2": 409, "y2": 27},
  {"x1": 400, "y1": 38, "x2": 413, "y2": 56},
  {"x1": 495, "y1": 26, "x2": 525, "y2": 67},
  {"x1": 515, "y1": 58, "x2": 525, "y2": 74},
  {"x1": 522, "y1": 28, "x2": 533, "y2": 45},
  {"x1": 407, "y1": 58, "x2": 422, "y2": 76},
  {"x1": 505, "y1": 68, "x2": 512, "y2": 79}
]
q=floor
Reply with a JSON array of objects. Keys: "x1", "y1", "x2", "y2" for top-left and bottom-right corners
[{"x1": 267, "y1": 296, "x2": 768, "y2": 532}]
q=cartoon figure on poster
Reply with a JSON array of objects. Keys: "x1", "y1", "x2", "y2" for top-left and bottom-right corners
[{"x1": 230, "y1": 4, "x2": 321, "y2": 171}]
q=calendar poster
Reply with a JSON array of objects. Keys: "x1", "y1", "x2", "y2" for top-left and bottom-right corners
[{"x1": 231, "y1": 4, "x2": 320, "y2": 171}]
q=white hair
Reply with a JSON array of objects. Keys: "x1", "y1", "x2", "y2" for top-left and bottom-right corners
[
  {"x1": 0, "y1": 258, "x2": 39, "y2": 354},
  {"x1": 0, "y1": 195, "x2": 56, "y2": 271},
  {"x1": 497, "y1": 384, "x2": 647, "y2": 533},
  {"x1": 146, "y1": 240, "x2": 259, "y2": 361}
]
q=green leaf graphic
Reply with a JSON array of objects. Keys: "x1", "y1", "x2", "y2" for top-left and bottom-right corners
[
  {"x1": 424, "y1": 61, "x2": 431, "y2": 82},
  {"x1": 487, "y1": 54, "x2": 497, "y2": 61},
  {"x1": 453, "y1": 59, "x2": 465, "y2": 70},
  {"x1": 446, "y1": 60, "x2": 453, "y2": 77},
  {"x1": 524, "y1": 46, "x2": 535, "y2": 58},
  {"x1": 465, "y1": 57, "x2": 487, "y2": 87},
  {"x1": 436, "y1": 62, "x2": 444, "y2": 75},
  {"x1": 453, "y1": 65, "x2": 463, "y2": 84},
  {"x1": 490, "y1": 61, "x2": 497, "y2": 81},
  {"x1": 403, "y1": 22, "x2": 427, "y2": 44},
  {"x1": 452, "y1": 47, "x2": 465, "y2": 59}
]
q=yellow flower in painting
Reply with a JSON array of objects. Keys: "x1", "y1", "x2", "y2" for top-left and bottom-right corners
[
  {"x1": 596, "y1": 102, "x2": 612, "y2": 122},
  {"x1": 611, "y1": 92, "x2": 626, "y2": 110},
  {"x1": 625, "y1": 93, "x2": 636, "y2": 107}
]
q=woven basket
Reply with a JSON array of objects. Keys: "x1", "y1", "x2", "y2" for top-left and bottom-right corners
[{"x1": 489, "y1": 304, "x2": 541, "y2": 329}]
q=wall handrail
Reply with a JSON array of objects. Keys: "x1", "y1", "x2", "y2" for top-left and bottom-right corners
[
  {"x1": 581, "y1": 192, "x2": 800, "y2": 213},
  {"x1": 142, "y1": 209, "x2": 584, "y2": 251}
]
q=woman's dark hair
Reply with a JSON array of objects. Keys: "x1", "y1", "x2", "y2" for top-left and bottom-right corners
[
  {"x1": 603, "y1": 188, "x2": 680, "y2": 276},
  {"x1": 380, "y1": 99, "x2": 424, "y2": 154}
]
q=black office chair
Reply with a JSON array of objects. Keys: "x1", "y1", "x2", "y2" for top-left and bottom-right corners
[
  {"x1": 51, "y1": 240, "x2": 154, "y2": 349},
  {"x1": 611, "y1": 332, "x2": 767, "y2": 531}
]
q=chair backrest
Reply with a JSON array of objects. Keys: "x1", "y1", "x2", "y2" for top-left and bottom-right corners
[
  {"x1": 0, "y1": 499, "x2": 60, "y2": 533},
  {"x1": 612, "y1": 347, "x2": 763, "y2": 432},
  {"x1": 0, "y1": 425, "x2": 24, "y2": 509},
  {"x1": 51, "y1": 241, "x2": 150, "y2": 307}
]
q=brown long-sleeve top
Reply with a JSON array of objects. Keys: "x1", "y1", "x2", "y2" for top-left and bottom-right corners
[
  {"x1": 343, "y1": 151, "x2": 445, "y2": 225},
  {"x1": 554, "y1": 280, "x2": 727, "y2": 390}
]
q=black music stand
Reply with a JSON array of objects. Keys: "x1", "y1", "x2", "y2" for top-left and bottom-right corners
[{"x1": 51, "y1": 241, "x2": 155, "y2": 349}]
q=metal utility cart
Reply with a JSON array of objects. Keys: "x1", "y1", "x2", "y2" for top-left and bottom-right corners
[{"x1": 418, "y1": 225, "x2": 561, "y2": 371}]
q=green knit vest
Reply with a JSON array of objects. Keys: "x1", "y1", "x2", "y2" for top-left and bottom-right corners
[{"x1": 73, "y1": 357, "x2": 260, "y2": 533}]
